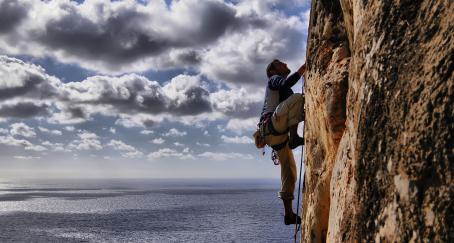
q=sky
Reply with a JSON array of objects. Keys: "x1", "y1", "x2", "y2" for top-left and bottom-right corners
[{"x1": 0, "y1": 0, "x2": 311, "y2": 179}]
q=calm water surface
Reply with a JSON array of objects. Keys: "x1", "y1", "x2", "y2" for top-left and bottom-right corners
[{"x1": 0, "y1": 179, "x2": 300, "y2": 242}]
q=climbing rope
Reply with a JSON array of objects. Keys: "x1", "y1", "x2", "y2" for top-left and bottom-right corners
[
  {"x1": 293, "y1": 75, "x2": 307, "y2": 242},
  {"x1": 294, "y1": 133, "x2": 305, "y2": 243}
]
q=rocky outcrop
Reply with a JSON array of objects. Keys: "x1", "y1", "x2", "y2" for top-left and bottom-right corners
[{"x1": 302, "y1": 0, "x2": 453, "y2": 242}]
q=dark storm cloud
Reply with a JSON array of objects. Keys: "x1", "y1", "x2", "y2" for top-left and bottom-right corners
[
  {"x1": 39, "y1": 6, "x2": 172, "y2": 65},
  {"x1": 62, "y1": 72, "x2": 252, "y2": 121},
  {"x1": 0, "y1": 74, "x2": 44, "y2": 100},
  {"x1": 0, "y1": 73, "x2": 58, "y2": 101},
  {"x1": 0, "y1": 0, "x2": 28, "y2": 33},
  {"x1": 33, "y1": 0, "x2": 254, "y2": 69},
  {"x1": 139, "y1": 93, "x2": 168, "y2": 114},
  {"x1": 0, "y1": 0, "x2": 308, "y2": 88},
  {"x1": 194, "y1": 1, "x2": 237, "y2": 44},
  {"x1": 62, "y1": 74, "x2": 214, "y2": 117},
  {"x1": 209, "y1": 64, "x2": 261, "y2": 86},
  {"x1": 0, "y1": 0, "x2": 286, "y2": 78},
  {"x1": 220, "y1": 102, "x2": 262, "y2": 119},
  {"x1": 0, "y1": 102, "x2": 50, "y2": 118},
  {"x1": 191, "y1": 1, "x2": 268, "y2": 44},
  {"x1": 176, "y1": 51, "x2": 202, "y2": 66},
  {"x1": 66, "y1": 106, "x2": 87, "y2": 119},
  {"x1": 0, "y1": 55, "x2": 261, "y2": 124},
  {"x1": 170, "y1": 87, "x2": 212, "y2": 116},
  {"x1": 142, "y1": 119, "x2": 156, "y2": 127},
  {"x1": 0, "y1": 56, "x2": 61, "y2": 116}
]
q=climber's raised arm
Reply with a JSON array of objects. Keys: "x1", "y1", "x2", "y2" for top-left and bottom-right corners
[{"x1": 267, "y1": 61, "x2": 306, "y2": 90}]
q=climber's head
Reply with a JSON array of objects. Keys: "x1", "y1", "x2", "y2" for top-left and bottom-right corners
[{"x1": 266, "y1": 59, "x2": 291, "y2": 78}]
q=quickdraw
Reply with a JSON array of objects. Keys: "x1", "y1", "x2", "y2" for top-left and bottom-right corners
[{"x1": 271, "y1": 149, "x2": 279, "y2": 165}]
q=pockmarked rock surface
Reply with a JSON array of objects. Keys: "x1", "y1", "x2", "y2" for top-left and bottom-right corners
[{"x1": 301, "y1": 0, "x2": 453, "y2": 242}]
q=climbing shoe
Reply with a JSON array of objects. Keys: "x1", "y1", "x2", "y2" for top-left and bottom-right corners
[
  {"x1": 289, "y1": 136, "x2": 304, "y2": 149},
  {"x1": 284, "y1": 213, "x2": 302, "y2": 225}
]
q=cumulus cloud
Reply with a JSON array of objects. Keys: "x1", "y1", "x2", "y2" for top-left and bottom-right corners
[
  {"x1": 173, "y1": 142, "x2": 184, "y2": 147},
  {"x1": 151, "y1": 137, "x2": 165, "y2": 145},
  {"x1": 210, "y1": 88, "x2": 262, "y2": 118},
  {"x1": 163, "y1": 128, "x2": 187, "y2": 137},
  {"x1": 0, "y1": 56, "x2": 216, "y2": 125},
  {"x1": 0, "y1": 0, "x2": 310, "y2": 164},
  {"x1": 196, "y1": 142, "x2": 211, "y2": 147},
  {"x1": 226, "y1": 118, "x2": 257, "y2": 133},
  {"x1": 68, "y1": 131, "x2": 102, "y2": 151},
  {"x1": 221, "y1": 135, "x2": 253, "y2": 144},
  {"x1": 147, "y1": 148, "x2": 194, "y2": 160},
  {"x1": 0, "y1": 56, "x2": 60, "y2": 120},
  {"x1": 0, "y1": 135, "x2": 46, "y2": 151},
  {"x1": 0, "y1": 56, "x2": 61, "y2": 101},
  {"x1": 10, "y1": 122, "x2": 36, "y2": 138},
  {"x1": 114, "y1": 117, "x2": 144, "y2": 128},
  {"x1": 161, "y1": 74, "x2": 211, "y2": 115},
  {"x1": 107, "y1": 139, "x2": 143, "y2": 158},
  {"x1": 0, "y1": 0, "x2": 263, "y2": 73},
  {"x1": 140, "y1": 130, "x2": 154, "y2": 135},
  {"x1": 0, "y1": 0, "x2": 307, "y2": 86},
  {"x1": 197, "y1": 151, "x2": 254, "y2": 161},
  {"x1": 200, "y1": 2, "x2": 307, "y2": 86},
  {"x1": 0, "y1": 101, "x2": 50, "y2": 118},
  {"x1": 38, "y1": 126, "x2": 62, "y2": 135},
  {"x1": 42, "y1": 141, "x2": 70, "y2": 152},
  {"x1": 64, "y1": 126, "x2": 75, "y2": 131},
  {"x1": 0, "y1": 0, "x2": 307, "y2": 127},
  {"x1": 0, "y1": 0, "x2": 28, "y2": 33},
  {"x1": 109, "y1": 127, "x2": 116, "y2": 134}
]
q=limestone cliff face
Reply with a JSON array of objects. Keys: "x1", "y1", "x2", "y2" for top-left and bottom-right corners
[{"x1": 302, "y1": 1, "x2": 453, "y2": 242}]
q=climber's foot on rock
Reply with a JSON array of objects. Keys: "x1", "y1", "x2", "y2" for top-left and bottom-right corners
[
  {"x1": 289, "y1": 136, "x2": 304, "y2": 149},
  {"x1": 284, "y1": 213, "x2": 302, "y2": 225}
]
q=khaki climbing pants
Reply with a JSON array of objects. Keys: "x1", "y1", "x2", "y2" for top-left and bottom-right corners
[{"x1": 264, "y1": 93, "x2": 305, "y2": 200}]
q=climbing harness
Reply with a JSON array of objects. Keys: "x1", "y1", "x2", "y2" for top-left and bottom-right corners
[
  {"x1": 254, "y1": 113, "x2": 289, "y2": 165},
  {"x1": 294, "y1": 130, "x2": 305, "y2": 243}
]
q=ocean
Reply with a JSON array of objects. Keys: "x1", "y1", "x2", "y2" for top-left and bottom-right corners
[{"x1": 0, "y1": 179, "x2": 300, "y2": 242}]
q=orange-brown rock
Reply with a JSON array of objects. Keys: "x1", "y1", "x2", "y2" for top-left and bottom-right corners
[{"x1": 301, "y1": 0, "x2": 453, "y2": 242}]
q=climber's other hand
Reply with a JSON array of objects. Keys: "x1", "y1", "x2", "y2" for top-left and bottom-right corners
[{"x1": 297, "y1": 63, "x2": 306, "y2": 76}]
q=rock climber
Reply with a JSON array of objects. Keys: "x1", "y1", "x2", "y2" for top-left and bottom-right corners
[{"x1": 258, "y1": 59, "x2": 306, "y2": 225}]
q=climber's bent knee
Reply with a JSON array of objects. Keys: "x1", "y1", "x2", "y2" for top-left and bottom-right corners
[{"x1": 272, "y1": 94, "x2": 305, "y2": 132}]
